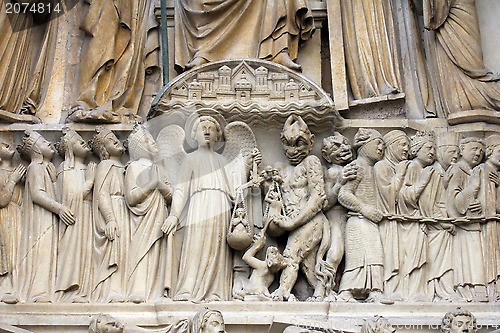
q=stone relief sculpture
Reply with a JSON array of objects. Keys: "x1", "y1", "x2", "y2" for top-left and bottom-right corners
[
  {"x1": 446, "y1": 137, "x2": 488, "y2": 302},
  {"x1": 441, "y1": 308, "x2": 477, "y2": 333},
  {"x1": 160, "y1": 109, "x2": 259, "y2": 302},
  {"x1": 341, "y1": 0, "x2": 401, "y2": 99},
  {"x1": 125, "y1": 124, "x2": 172, "y2": 303},
  {"x1": 397, "y1": 132, "x2": 436, "y2": 302},
  {"x1": 374, "y1": 130, "x2": 409, "y2": 300},
  {"x1": 174, "y1": 0, "x2": 315, "y2": 71},
  {"x1": 240, "y1": 233, "x2": 286, "y2": 300},
  {"x1": 315, "y1": 133, "x2": 355, "y2": 301},
  {"x1": 266, "y1": 115, "x2": 327, "y2": 301},
  {"x1": 190, "y1": 309, "x2": 225, "y2": 333},
  {"x1": 337, "y1": 129, "x2": 389, "y2": 303},
  {"x1": 417, "y1": 0, "x2": 500, "y2": 115},
  {"x1": 476, "y1": 135, "x2": 500, "y2": 301},
  {"x1": 90, "y1": 127, "x2": 129, "y2": 302},
  {"x1": 17, "y1": 130, "x2": 75, "y2": 303},
  {"x1": 0, "y1": 138, "x2": 25, "y2": 304},
  {"x1": 54, "y1": 128, "x2": 95, "y2": 303},
  {"x1": 0, "y1": 2, "x2": 56, "y2": 123},
  {"x1": 69, "y1": 0, "x2": 159, "y2": 123}
]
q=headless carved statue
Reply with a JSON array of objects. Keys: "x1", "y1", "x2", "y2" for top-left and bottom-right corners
[
  {"x1": 174, "y1": 0, "x2": 315, "y2": 71},
  {"x1": 70, "y1": 0, "x2": 159, "y2": 123},
  {"x1": 341, "y1": 0, "x2": 401, "y2": 99},
  {"x1": 420, "y1": 0, "x2": 500, "y2": 114}
]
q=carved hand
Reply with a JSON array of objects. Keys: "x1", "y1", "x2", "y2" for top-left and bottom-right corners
[
  {"x1": 417, "y1": 167, "x2": 435, "y2": 191},
  {"x1": 105, "y1": 220, "x2": 119, "y2": 241},
  {"x1": 469, "y1": 200, "x2": 482, "y2": 214},
  {"x1": 86, "y1": 162, "x2": 96, "y2": 183},
  {"x1": 59, "y1": 206, "x2": 75, "y2": 226},
  {"x1": 489, "y1": 171, "x2": 500, "y2": 186},
  {"x1": 275, "y1": 216, "x2": 296, "y2": 231},
  {"x1": 162, "y1": 215, "x2": 179, "y2": 235},
  {"x1": 339, "y1": 163, "x2": 358, "y2": 185},
  {"x1": 9, "y1": 164, "x2": 27, "y2": 184},
  {"x1": 361, "y1": 205, "x2": 383, "y2": 223},
  {"x1": 395, "y1": 160, "x2": 410, "y2": 179}
]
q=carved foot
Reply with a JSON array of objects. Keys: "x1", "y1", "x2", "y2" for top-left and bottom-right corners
[
  {"x1": 1, "y1": 294, "x2": 19, "y2": 304},
  {"x1": 272, "y1": 52, "x2": 302, "y2": 72},
  {"x1": 366, "y1": 291, "x2": 394, "y2": 305},
  {"x1": 306, "y1": 295, "x2": 324, "y2": 302},
  {"x1": 127, "y1": 295, "x2": 145, "y2": 304},
  {"x1": 32, "y1": 296, "x2": 52, "y2": 303},
  {"x1": 173, "y1": 293, "x2": 191, "y2": 301},
  {"x1": 185, "y1": 57, "x2": 208, "y2": 70},
  {"x1": 271, "y1": 289, "x2": 292, "y2": 302},
  {"x1": 337, "y1": 291, "x2": 357, "y2": 303},
  {"x1": 72, "y1": 296, "x2": 89, "y2": 304}
]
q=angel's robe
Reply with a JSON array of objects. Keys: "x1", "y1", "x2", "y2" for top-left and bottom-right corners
[
  {"x1": 174, "y1": 149, "x2": 233, "y2": 302},
  {"x1": 341, "y1": 0, "x2": 401, "y2": 99},
  {"x1": 174, "y1": 0, "x2": 314, "y2": 69},
  {"x1": 423, "y1": 0, "x2": 500, "y2": 114}
]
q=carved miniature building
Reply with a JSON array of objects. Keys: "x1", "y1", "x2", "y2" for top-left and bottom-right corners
[{"x1": 0, "y1": 0, "x2": 499, "y2": 331}]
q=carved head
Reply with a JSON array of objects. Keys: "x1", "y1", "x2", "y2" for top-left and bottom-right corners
[
  {"x1": 436, "y1": 132, "x2": 461, "y2": 170},
  {"x1": 459, "y1": 137, "x2": 484, "y2": 168},
  {"x1": 321, "y1": 132, "x2": 352, "y2": 165},
  {"x1": 17, "y1": 130, "x2": 55, "y2": 163},
  {"x1": 57, "y1": 127, "x2": 90, "y2": 160},
  {"x1": 127, "y1": 123, "x2": 158, "y2": 161},
  {"x1": 191, "y1": 309, "x2": 226, "y2": 333},
  {"x1": 90, "y1": 127, "x2": 124, "y2": 161},
  {"x1": 191, "y1": 116, "x2": 223, "y2": 148},
  {"x1": 441, "y1": 308, "x2": 477, "y2": 333},
  {"x1": 353, "y1": 128, "x2": 384, "y2": 164},
  {"x1": 266, "y1": 246, "x2": 286, "y2": 273},
  {"x1": 281, "y1": 115, "x2": 315, "y2": 165},
  {"x1": 409, "y1": 132, "x2": 436, "y2": 166},
  {"x1": 88, "y1": 314, "x2": 124, "y2": 333},
  {"x1": 0, "y1": 137, "x2": 16, "y2": 161},
  {"x1": 485, "y1": 135, "x2": 500, "y2": 167},
  {"x1": 361, "y1": 316, "x2": 395, "y2": 333},
  {"x1": 383, "y1": 130, "x2": 409, "y2": 162}
]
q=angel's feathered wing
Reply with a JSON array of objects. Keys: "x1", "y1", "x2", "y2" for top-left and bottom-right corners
[{"x1": 156, "y1": 124, "x2": 187, "y2": 186}]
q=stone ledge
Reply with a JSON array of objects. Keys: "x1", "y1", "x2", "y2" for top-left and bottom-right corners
[{"x1": 0, "y1": 302, "x2": 498, "y2": 329}]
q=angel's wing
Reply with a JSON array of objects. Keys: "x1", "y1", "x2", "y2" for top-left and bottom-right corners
[
  {"x1": 156, "y1": 124, "x2": 187, "y2": 184},
  {"x1": 223, "y1": 121, "x2": 263, "y2": 228}
]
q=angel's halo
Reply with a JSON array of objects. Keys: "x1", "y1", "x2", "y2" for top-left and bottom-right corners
[{"x1": 184, "y1": 108, "x2": 228, "y2": 150}]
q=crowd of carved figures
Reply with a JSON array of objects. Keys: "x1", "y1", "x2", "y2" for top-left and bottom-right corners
[{"x1": 0, "y1": 110, "x2": 500, "y2": 304}]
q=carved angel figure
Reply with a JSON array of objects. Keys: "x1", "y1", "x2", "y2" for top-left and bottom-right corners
[
  {"x1": 55, "y1": 128, "x2": 95, "y2": 303},
  {"x1": 159, "y1": 109, "x2": 260, "y2": 302}
]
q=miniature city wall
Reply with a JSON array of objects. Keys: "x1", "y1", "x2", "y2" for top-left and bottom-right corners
[{"x1": 0, "y1": 0, "x2": 500, "y2": 332}]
